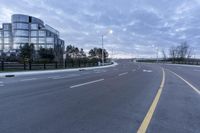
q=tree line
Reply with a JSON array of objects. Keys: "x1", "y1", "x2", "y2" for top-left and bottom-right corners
[
  {"x1": 0, "y1": 43, "x2": 109, "y2": 65},
  {"x1": 168, "y1": 41, "x2": 193, "y2": 63},
  {"x1": 65, "y1": 45, "x2": 109, "y2": 66}
]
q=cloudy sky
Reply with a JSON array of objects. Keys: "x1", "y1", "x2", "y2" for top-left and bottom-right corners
[{"x1": 0, "y1": 0, "x2": 200, "y2": 58}]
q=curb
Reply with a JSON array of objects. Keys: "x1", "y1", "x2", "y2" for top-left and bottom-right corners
[{"x1": 0, "y1": 62, "x2": 118, "y2": 77}]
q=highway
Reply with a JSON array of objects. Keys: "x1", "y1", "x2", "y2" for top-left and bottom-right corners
[{"x1": 0, "y1": 60, "x2": 199, "y2": 133}]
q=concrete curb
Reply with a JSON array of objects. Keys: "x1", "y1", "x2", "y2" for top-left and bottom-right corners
[{"x1": 0, "y1": 62, "x2": 118, "y2": 77}]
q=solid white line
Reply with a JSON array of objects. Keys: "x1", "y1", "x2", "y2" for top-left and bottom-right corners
[
  {"x1": 0, "y1": 81, "x2": 3, "y2": 84},
  {"x1": 194, "y1": 69, "x2": 200, "y2": 72},
  {"x1": 118, "y1": 72, "x2": 128, "y2": 76},
  {"x1": 48, "y1": 76, "x2": 60, "y2": 79},
  {"x1": 0, "y1": 84, "x2": 4, "y2": 87},
  {"x1": 52, "y1": 76, "x2": 67, "y2": 80},
  {"x1": 52, "y1": 76, "x2": 72, "y2": 80},
  {"x1": 70, "y1": 79, "x2": 104, "y2": 88},
  {"x1": 20, "y1": 78, "x2": 37, "y2": 82},
  {"x1": 168, "y1": 69, "x2": 200, "y2": 95}
]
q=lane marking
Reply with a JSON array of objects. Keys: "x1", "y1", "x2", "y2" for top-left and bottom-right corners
[
  {"x1": 50, "y1": 74, "x2": 80, "y2": 80},
  {"x1": 137, "y1": 68, "x2": 165, "y2": 133},
  {"x1": 132, "y1": 69, "x2": 136, "y2": 72},
  {"x1": 20, "y1": 78, "x2": 38, "y2": 82},
  {"x1": 70, "y1": 79, "x2": 104, "y2": 88},
  {"x1": 168, "y1": 69, "x2": 200, "y2": 95},
  {"x1": 118, "y1": 72, "x2": 128, "y2": 76},
  {"x1": 52, "y1": 76, "x2": 68, "y2": 80},
  {"x1": 48, "y1": 76, "x2": 60, "y2": 79},
  {"x1": 143, "y1": 69, "x2": 153, "y2": 73}
]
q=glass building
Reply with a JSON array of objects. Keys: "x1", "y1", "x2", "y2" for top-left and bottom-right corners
[{"x1": 0, "y1": 14, "x2": 65, "y2": 54}]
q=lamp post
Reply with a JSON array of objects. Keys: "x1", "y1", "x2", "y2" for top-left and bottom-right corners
[{"x1": 101, "y1": 29, "x2": 113, "y2": 65}]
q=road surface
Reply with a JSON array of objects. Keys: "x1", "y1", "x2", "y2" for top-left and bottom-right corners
[{"x1": 0, "y1": 60, "x2": 199, "y2": 133}]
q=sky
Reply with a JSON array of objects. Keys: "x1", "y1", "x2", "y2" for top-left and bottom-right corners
[{"x1": 0, "y1": 0, "x2": 200, "y2": 58}]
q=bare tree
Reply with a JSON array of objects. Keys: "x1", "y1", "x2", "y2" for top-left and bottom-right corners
[
  {"x1": 187, "y1": 47, "x2": 193, "y2": 59},
  {"x1": 169, "y1": 41, "x2": 193, "y2": 63},
  {"x1": 178, "y1": 41, "x2": 189, "y2": 60},
  {"x1": 169, "y1": 46, "x2": 178, "y2": 63}
]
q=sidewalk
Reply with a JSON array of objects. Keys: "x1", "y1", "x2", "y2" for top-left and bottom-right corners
[{"x1": 0, "y1": 62, "x2": 118, "y2": 77}]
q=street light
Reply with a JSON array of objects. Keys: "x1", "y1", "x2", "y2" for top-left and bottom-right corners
[{"x1": 101, "y1": 29, "x2": 113, "y2": 65}]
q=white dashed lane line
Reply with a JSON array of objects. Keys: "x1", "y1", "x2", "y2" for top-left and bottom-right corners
[
  {"x1": 48, "y1": 76, "x2": 60, "y2": 79},
  {"x1": 70, "y1": 79, "x2": 104, "y2": 88},
  {"x1": 20, "y1": 78, "x2": 38, "y2": 82},
  {"x1": 118, "y1": 72, "x2": 128, "y2": 76}
]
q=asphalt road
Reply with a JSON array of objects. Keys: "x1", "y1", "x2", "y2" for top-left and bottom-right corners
[{"x1": 0, "y1": 60, "x2": 199, "y2": 133}]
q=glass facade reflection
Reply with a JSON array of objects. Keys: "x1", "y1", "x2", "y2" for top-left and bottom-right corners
[{"x1": 0, "y1": 14, "x2": 65, "y2": 53}]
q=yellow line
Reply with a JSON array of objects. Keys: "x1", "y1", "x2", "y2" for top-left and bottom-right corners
[
  {"x1": 167, "y1": 69, "x2": 200, "y2": 95},
  {"x1": 137, "y1": 68, "x2": 165, "y2": 133}
]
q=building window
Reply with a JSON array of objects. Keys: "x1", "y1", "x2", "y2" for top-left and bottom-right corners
[
  {"x1": 3, "y1": 31, "x2": 10, "y2": 37},
  {"x1": 39, "y1": 30, "x2": 46, "y2": 37},
  {"x1": 0, "y1": 39, "x2": 2, "y2": 43},
  {"x1": 0, "y1": 31, "x2": 2, "y2": 37},
  {"x1": 13, "y1": 37, "x2": 29, "y2": 43},
  {"x1": 3, "y1": 24, "x2": 10, "y2": 30},
  {"x1": 13, "y1": 23, "x2": 29, "y2": 29},
  {"x1": 4, "y1": 38, "x2": 10, "y2": 43},
  {"x1": 31, "y1": 38, "x2": 37, "y2": 43},
  {"x1": 13, "y1": 15, "x2": 29, "y2": 22},
  {"x1": 46, "y1": 37, "x2": 54, "y2": 43},
  {"x1": 14, "y1": 30, "x2": 29, "y2": 36},
  {"x1": 4, "y1": 45, "x2": 10, "y2": 50},
  {"x1": 31, "y1": 31, "x2": 38, "y2": 36},
  {"x1": 31, "y1": 24, "x2": 38, "y2": 30},
  {"x1": 39, "y1": 38, "x2": 45, "y2": 43},
  {"x1": 46, "y1": 31, "x2": 52, "y2": 37}
]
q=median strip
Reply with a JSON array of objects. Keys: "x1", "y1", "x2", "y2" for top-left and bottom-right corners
[
  {"x1": 118, "y1": 72, "x2": 128, "y2": 76},
  {"x1": 70, "y1": 79, "x2": 104, "y2": 88},
  {"x1": 168, "y1": 69, "x2": 200, "y2": 95},
  {"x1": 137, "y1": 68, "x2": 165, "y2": 133}
]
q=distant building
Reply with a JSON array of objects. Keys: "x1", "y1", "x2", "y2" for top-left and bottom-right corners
[{"x1": 0, "y1": 14, "x2": 65, "y2": 59}]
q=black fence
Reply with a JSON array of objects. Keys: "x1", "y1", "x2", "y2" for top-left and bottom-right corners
[{"x1": 0, "y1": 60, "x2": 99, "y2": 72}]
